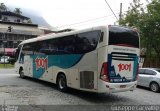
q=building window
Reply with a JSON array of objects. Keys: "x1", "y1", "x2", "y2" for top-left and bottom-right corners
[
  {"x1": 17, "y1": 19, "x2": 20, "y2": 23},
  {"x1": 3, "y1": 17, "x2": 8, "y2": 21}
]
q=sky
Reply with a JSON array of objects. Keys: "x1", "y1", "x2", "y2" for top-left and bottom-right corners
[{"x1": 0, "y1": 0, "x2": 146, "y2": 30}]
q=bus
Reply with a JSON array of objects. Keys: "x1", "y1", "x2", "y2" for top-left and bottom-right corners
[{"x1": 15, "y1": 25, "x2": 140, "y2": 93}]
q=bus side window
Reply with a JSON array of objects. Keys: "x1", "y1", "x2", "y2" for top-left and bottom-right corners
[
  {"x1": 76, "y1": 30, "x2": 101, "y2": 54},
  {"x1": 49, "y1": 35, "x2": 76, "y2": 55},
  {"x1": 99, "y1": 32, "x2": 104, "y2": 43}
]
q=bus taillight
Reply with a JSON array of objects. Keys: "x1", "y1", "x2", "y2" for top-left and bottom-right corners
[{"x1": 100, "y1": 62, "x2": 109, "y2": 82}]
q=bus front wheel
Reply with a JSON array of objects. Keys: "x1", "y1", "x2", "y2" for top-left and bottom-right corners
[
  {"x1": 57, "y1": 74, "x2": 67, "y2": 92},
  {"x1": 19, "y1": 68, "x2": 25, "y2": 79}
]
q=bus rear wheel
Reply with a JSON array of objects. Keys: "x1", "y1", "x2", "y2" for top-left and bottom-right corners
[{"x1": 57, "y1": 74, "x2": 67, "y2": 92}]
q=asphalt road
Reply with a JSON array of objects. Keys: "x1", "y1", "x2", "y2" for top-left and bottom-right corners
[{"x1": 0, "y1": 68, "x2": 160, "y2": 111}]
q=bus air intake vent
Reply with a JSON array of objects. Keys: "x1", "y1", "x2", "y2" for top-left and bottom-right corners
[{"x1": 80, "y1": 71, "x2": 94, "y2": 89}]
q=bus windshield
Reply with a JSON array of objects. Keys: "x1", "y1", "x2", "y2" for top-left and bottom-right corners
[
  {"x1": 109, "y1": 26, "x2": 139, "y2": 48},
  {"x1": 15, "y1": 45, "x2": 22, "y2": 61}
]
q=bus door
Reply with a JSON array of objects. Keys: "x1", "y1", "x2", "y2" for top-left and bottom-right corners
[
  {"x1": 21, "y1": 44, "x2": 33, "y2": 77},
  {"x1": 23, "y1": 55, "x2": 32, "y2": 77}
]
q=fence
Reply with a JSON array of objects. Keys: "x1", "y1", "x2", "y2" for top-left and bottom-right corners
[{"x1": 143, "y1": 57, "x2": 160, "y2": 68}]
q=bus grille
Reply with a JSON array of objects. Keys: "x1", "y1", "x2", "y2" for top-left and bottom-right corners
[
  {"x1": 111, "y1": 52, "x2": 137, "y2": 60},
  {"x1": 80, "y1": 71, "x2": 94, "y2": 89}
]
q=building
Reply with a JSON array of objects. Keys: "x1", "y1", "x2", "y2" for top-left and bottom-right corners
[
  {"x1": 0, "y1": 21, "x2": 45, "y2": 48},
  {"x1": 0, "y1": 11, "x2": 30, "y2": 23},
  {"x1": 0, "y1": 11, "x2": 49, "y2": 57}
]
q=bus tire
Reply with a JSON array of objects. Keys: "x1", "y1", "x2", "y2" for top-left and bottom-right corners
[
  {"x1": 19, "y1": 68, "x2": 25, "y2": 79},
  {"x1": 57, "y1": 74, "x2": 67, "y2": 92}
]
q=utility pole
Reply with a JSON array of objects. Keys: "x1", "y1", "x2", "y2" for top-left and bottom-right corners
[
  {"x1": 3, "y1": 26, "x2": 12, "y2": 67},
  {"x1": 3, "y1": 33, "x2": 7, "y2": 68},
  {"x1": 119, "y1": 3, "x2": 122, "y2": 25}
]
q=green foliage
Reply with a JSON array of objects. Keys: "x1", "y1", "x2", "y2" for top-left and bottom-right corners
[
  {"x1": 119, "y1": 0, "x2": 160, "y2": 59},
  {"x1": 0, "y1": 3, "x2": 7, "y2": 11},
  {"x1": 0, "y1": 3, "x2": 22, "y2": 15},
  {"x1": 14, "y1": 8, "x2": 22, "y2": 15},
  {"x1": 27, "y1": 19, "x2": 32, "y2": 23},
  {"x1": 0, "y1": 64, "x2": 14, "y2": 68}
]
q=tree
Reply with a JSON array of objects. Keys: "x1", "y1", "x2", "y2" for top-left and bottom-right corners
[
  {"x1": 119, "y1": 0, "x2": 160, "y2": 66},
  {"x1": 145, "y1": 0, "x2": 160, "y2": 59},
  {"x1": 14, "y1": 8, "x2": 22, "y2": 15},
  {"x1": 27, "y1": 19, "x2": 32, "y2": 23},
  {"x1": 0, "y1": 3, "x2": 7, "y2": 11}
]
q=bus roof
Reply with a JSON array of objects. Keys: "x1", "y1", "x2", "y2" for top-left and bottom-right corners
[
  {"x1": 19, "y1": 25, "x2": 108, "y2": 45},
  {"x1": 18, "y1": 25, "x2": 137, "y2": 46}
]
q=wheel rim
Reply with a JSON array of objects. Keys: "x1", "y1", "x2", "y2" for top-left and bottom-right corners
[
  {"x1": 59, "y1": 77, "x2": 66, "y2": 89},
  {"x1": 20, "y1": 71, "x2": 24, "y2": 78},
  {"x1": 151, "y1": 83, "x2": 158, "y2": 92}
]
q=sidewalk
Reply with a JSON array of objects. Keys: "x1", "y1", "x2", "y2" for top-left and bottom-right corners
[{"x1": 0, "y1": 68, "x2": 15, "y2": 74}]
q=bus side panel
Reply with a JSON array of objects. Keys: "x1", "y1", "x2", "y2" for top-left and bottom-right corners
[
  {"x1": 24, "y1": 52, "x2": 99, "y2": 92},
  {"x1": 40, "y1": 66, "x2": 54, "y2": 82},
  {"x1": 29, "y1": 54, "x2": 83, "y2": 89},
  {"x1": 63, "y1": 50, "x2": 98, "y2": 91},
  {"x1": 97, "y1": 46, "x2": 108, "y2": 93},
  {"x1": 66, "y1": 69, "x2": 79, "y2": 89},
  {"x1": 50, "y1": 66, "x2": 79, "y2": 89},
  {"x1": 24, "y1": 55, "x2": 33, "y2": 77}
]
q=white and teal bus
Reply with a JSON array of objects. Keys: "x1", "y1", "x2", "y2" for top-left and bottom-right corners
[{"x1": 15, "y1": 25, "x2": 140, "y2": 93}]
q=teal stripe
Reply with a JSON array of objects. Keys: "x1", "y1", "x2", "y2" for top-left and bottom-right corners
[{"x1": 30, "y1": 54, "x2": 83, "y2": 78}]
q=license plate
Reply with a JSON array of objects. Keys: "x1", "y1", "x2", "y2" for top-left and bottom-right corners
[{"x1": 120, "y1": 85, "x2": 126, "y2": 88}]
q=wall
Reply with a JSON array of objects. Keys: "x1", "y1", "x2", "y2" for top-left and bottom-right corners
[{"x1": 1, "y1": 15, "x2": 23, "y2": 23}]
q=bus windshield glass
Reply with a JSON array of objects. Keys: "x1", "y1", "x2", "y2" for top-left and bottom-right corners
[
  {"x1": 15, "y1": 45, "x2": 22, "y2": 61},
  {"x1": 109, "y1": 26, "x2": 139, "y2": 48}
]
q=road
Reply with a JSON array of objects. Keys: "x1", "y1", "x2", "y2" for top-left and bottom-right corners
[{"x1": 0, "y1": 69, "x2": 160, "y2": 111}]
